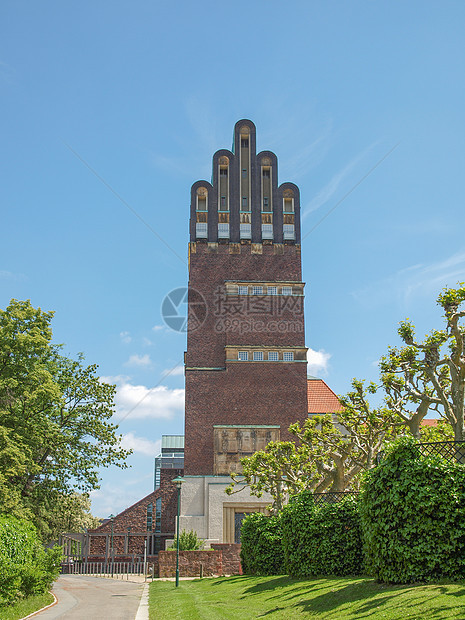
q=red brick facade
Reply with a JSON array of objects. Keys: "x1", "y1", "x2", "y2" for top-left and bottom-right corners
[
  {"x1": 185, "y1": 243, "x2": 308, "y2": 475},
  {"x1": 87, "y1": 468, "x2": 183, "y2": 558}
]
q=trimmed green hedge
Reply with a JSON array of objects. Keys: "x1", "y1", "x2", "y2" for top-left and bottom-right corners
[
  {"x1": 240, "y1": 513, "x2": 284, "y2": 575},
  {"x1": 281, "y1": 492, "x2": 363, "y2": 577},
  {"x1": 361, "y1": 436, "x2": 465, "y2": 583},
  {"x1": 0, "y1": 515, "x2": 62, "y2": 605}
]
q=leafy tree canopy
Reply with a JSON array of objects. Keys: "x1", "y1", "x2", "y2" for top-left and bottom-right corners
[{"x1": 0, "y1": 299, "x2": 131, "y2": 540}]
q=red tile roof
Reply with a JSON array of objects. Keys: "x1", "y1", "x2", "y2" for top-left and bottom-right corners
[{"x1": 307, "y1": 378, "x2": 342, "y2": 414}]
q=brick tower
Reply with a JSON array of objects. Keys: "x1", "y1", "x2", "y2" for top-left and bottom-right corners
[{"x1": 184, "y1": 119, "x2": 308, "y2": 483}]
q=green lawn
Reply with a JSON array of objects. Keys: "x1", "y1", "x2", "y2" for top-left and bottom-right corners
[
  {"x1": 149, "y1": 575, "x2": 465, "y2": 619},
  {"x1": 0, "y1": 591, "x2": 54, "y2": 620}
]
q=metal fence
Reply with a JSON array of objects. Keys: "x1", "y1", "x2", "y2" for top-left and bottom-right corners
[
  {"x1": 377, "y1": 440, "x2": 465, "y2": 465},
  {"x1": 312, "y1": 491, "x2": 360, "y2": 505},
  {"x1": 61, "y1": 560, "x2": 151, "y2": 579}
]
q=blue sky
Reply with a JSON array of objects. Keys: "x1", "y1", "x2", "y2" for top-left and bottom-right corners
[{"x1": 1, "y1": 1, "x2": 464, "y2": 517}]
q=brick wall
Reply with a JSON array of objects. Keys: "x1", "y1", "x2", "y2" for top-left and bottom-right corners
[
  {"x1": 158, "y1": 544, "x2": 241, "y2": 578},
  {"x1": 211, "y1": 543, "x2": 242, "y2": 575}
]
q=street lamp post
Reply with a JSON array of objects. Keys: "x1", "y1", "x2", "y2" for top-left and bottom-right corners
[
  {"x1": 109, "y1": 514, "x2": 115, "y2": 577},
  {"x1": 172, "y1": 476, "x2": 185, "y2": 587}
]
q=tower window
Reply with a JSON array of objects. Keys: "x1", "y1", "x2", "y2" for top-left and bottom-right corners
[
  {"x1": 241, "y1": 138, "x2": 249, "y2": 148},
  {"x1": 283, "y1": 224, "x2": 295, "y2": 240},
  {"x1": 196, "y1": 223, "x2": 208, "y2": 238},
  {"x1": 263, "y1": 197, "x2": 269, "y2": 209},
  {"x1": 267, "y1": 286, "x2": 277, "y2": 295},
  {"x1": 242, "y1": 169, "x2": 247, "y2": 178},
  {"x1": 240, "y1": 223, "x2": 251, "y2": 239},
  {"x1": 242, "y1": 197, "x2": 248, "y2": 208},
  {"x1": 238, "y1": 351, "x2": 248, "y2": 361},
  {"x1": 238, "y1": 286, "x2": 249, "y2": 295},
  {"x1": 281, "y1": 286, "x2": 293, "y2": 296},
  {"x1": 252, "y1": 286, "x2": 263, "y2": 295},
  {"x1": 268, "y1": 351, "x2": 279, "y2": 361},
  {"x1": 263, "y1": 169, "x2": 270, "y2": 178},
  {"x1": 220, "y1": 168, "x2": 228, "y2": 176},
  {"x1": 220, "y1": 196, "x2": 227, "y2": 208},
  {"x1": 262, "y1": 224, "x2": 273, "y2": 240},
  {"x1": 218, "y1": 223, "x2": 230, "y2": 238},
  {"x1": 283, "y1": 351, "x2": 294, "y2": 362},
  {"x1": 253, "y1": 351, "x2": 264, "y2": 361}
]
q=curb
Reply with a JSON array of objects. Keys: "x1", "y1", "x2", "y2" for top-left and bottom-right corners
[
  {"x1": 21, "y1": 591, "x2": 58, "y2": 619},
  {"x1": 135, "y1": 583, "x2": 150, "y2": 620}
]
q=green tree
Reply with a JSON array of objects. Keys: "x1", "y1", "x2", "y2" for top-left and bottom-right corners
[
  {"x1": 290, "y1": 379, "x2": 400, "y2": 492},
  {"x1": 0, "y1": 299, "x2": 130, "y2": 539},
  {"x1": 225, "y1": 441, "x2": 317, "y2": 513},
  {"x1": 380, "y1": 284, "x2": 465, "y2": 440},
  {"x1": 226, "y1": 380, "x2": 399, "y2": 509}
]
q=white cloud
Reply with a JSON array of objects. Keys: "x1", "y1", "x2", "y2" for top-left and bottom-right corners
[
  {"x1": 89, "y1": 475, "x2": 154, "y2": 518},
  {"x1": 352, "y1": 250, "x2": 465, "y2": 310},
  {"x1": 307, "y1": 348, "x2": 331, "y2": 376},
  {"x1": 142, "y1": 337, "x2": 153, "y2": 346},
  {"x1": 0, "y1": 269, "x2": 25, "y2": 281},
  {"x1": 124, "y1": 354, "x2": 152, "y2": 367},
  {"x1": 152, "y1": 325, "x2": 165, "y2": 332},
  {"x1": 120, "y1": 331, "x2": 132, "y2": 344},
  {"x1": 120, "y1": 433, "x2": 161, "y2": 457},
  {"x1": 113, "y1": 380, "x2": 185, "y2": 420},
  {"x1": 162, "y1": 364, "x2": 184, "y2": 377},
  {"x1": 302, "y1": 143, "x2": 377, "y2": 219}
]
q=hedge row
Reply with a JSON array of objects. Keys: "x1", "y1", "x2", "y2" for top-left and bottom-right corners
[
  {"x1": 240, "y1": 493, "x2": 363, "y2": 577},
  {"x1": 240, "y1": 436, "x2": 465, "y2": 583},
  {"x1": 0, "y1": 515, "x2": 62, "y2": 605}
]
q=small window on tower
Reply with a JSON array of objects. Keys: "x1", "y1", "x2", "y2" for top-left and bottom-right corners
[
  {"x1": 220, "y1": 196, "x2": 227, "y2": 209},
  {"x1": 263, "y1": 169, "x2": 270, "y2": 178},
  {"x1": 238, "y1": 351, "x2": 248, "y2": 361},
  {"x1": 242, "y1": 168, "x2": 247, "y2": 178},
  {"x1": 263, "y1": 197, "x2": 269, "y2": 209},
  {"x1": 253, "y1": 351, "x2": 264, "y2": 361},
  {"x1": 242, "y1": 197, "x2": 248, "y2": 209},
  {"x1": 281, "y1": 286, "x2": 293, "y2": 296},
  {"x1": 220, "y1": 168, "x2": 228, "y2": 176},
  {"x1": 238, "y1": 286, "x2": 249, "y2": 295},
  {"x1": 252, "y1": 286, "x2": 263, "y2": 295},
  {"x1": 267, "y1": 286, "x2": 277, "y2": 295},
  {"x1": 268, "y1": 351, "x2": 279, "y2": 361},
  {"x1": 283, "y1": 351, "x2": 294, "y2": 362},
  {"x1": 241, "y1": 138, "x2": 249, "y2": 148}
]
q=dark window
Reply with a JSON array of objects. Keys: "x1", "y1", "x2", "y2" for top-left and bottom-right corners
[
  {"x1": 241, "y1": 138, "x2": 249, "y2": 148},
  {"x1": 220, "y1": 168, "x2": 228, "y2": 176},
  {"x1": 263, "y1": 169, "x2": 270, "y2": 178},
  {"x1": 146, "y1": 503, "x2": 153, "y2": 532},
  {"x1": 221, "y1": 196, "x2": 226, "y2": 208},
  {"x1": 242, "y1": 168, "x2": 247, "y2": 178},
  {"x1": 242, "y1": 197, "x2": 247, "y2": 208},
  {"x1": 263, "y1": 197, "x2": 269, "y2": 208}
]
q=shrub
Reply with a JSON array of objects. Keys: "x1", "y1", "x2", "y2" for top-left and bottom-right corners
[
  {"x1": 361, "y1": 435, "x2": 465, "y2": 583},
  {"x1": 169, "y1": 529, "x2": 204, "y2": 551},
  {"x1": 280, "y1": 491, "x2": 316, "y2": 577},
  {"x1": 240, "y1": 512, "x2": 284, "y2": 575},
  {"x1": 281, "y1": 492, "x2": 363, "y2": 577},
  {"x1": 0, "y1": 515, "x2": 62, "y2": 605}
]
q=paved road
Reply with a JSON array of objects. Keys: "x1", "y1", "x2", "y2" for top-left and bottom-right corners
[{"x1": 34, "y1": 575, "x2": 148, "y2": 619}]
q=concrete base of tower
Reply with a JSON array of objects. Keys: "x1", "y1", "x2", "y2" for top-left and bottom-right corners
[{"x1": 177, "y1": 475, "x2": 273, "y2": 546}]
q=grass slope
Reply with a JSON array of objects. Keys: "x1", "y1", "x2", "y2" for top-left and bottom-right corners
[
  {"x1": 149, "y1": 575, "x2": 465, "y2": 619},
  {"x1": 0, "y1": 592, "x2": 54, "y2": 620}
]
